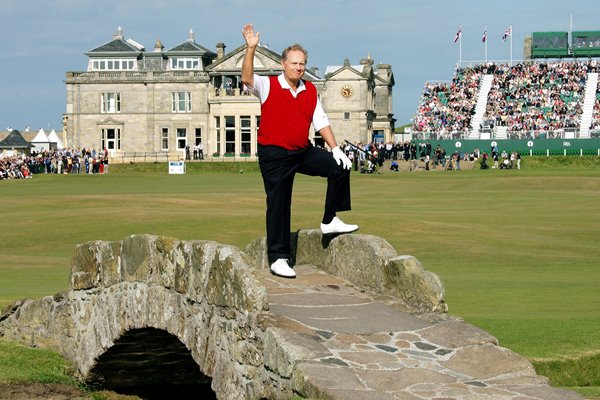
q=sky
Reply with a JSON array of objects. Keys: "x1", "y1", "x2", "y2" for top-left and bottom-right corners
[{"x1": 1, "y1": 0, "x2": 598, "y2": 131}]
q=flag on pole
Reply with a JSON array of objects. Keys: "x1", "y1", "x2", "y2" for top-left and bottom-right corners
[
  {"x1": 454, "y1": 27, "x2": 462, "y2": 43},
  {"x1": 502, "y1": 25, "x2": 512, "y2": 42},
  {"x1": 482, "y1": 28, "x2": 488, "y2": 43}
]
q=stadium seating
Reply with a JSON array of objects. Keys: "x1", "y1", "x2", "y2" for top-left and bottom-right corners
[{"x1": 412, "y1": 61, "x2": 600, "y2": 139}]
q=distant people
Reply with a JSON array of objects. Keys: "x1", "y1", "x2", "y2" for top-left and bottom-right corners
[
  {"x1": 403, "y1": 141, "x2": 411, "y2": 161},
  {"x1": 480, "y1": 152, "x2": 489, "y2": 170},
  {"x1": 412, "y1": 60, "x2": 597, "y2": 137},
  {"x1": 492, "y1": 151, "x2": 499, "y2": 169},
  {"x1": 453, "y1": 151, "x2": 461, "y2": 170}
]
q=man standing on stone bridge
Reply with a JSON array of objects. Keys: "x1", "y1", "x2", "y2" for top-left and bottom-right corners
[{"x1": 241, "y1": 23, "x2": 358, "y2": 279}]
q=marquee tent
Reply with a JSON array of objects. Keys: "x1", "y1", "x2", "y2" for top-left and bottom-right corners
[
  {"x1": 47, "y1": 129, "x2": 64, "y2": 149},
  {"x1": 31, "y1": 128, "x2": 52, "y2": 151}
]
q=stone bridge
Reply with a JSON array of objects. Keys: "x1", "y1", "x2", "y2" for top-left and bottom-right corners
[{"x1": 0, "y1": 232, "x2": 581, "y2": 399}]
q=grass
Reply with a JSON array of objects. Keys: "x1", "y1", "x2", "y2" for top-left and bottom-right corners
[
  {"x1": 1, "y1": 157, "x2": 600, "y2": 397},
  {"x1": 0, "y1": 339, "x2": 78, "y2": 385}
]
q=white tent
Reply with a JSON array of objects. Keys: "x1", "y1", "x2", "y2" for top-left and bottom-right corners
[
  {"x1": 31, "y1": 128, "x2": 51, "y2": 151},
  {"x1": 47, "y1": 129, "x2": 64, "y2": 149}
]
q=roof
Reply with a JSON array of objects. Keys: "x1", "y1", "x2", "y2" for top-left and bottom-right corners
[
  {"x1": 86, "y1": 39, "x2": 142, "y2": 56},
  {"x1": 325, "y1": 64, "x2": 366, "y2": 75},
  {"x1": 0, "y1": 130, "x2": 33, "y2": 149},
  {"x1": 47, "y1": 130, "x2": 64, "y2": 149},
  {"x1": 167, "y1": 40, "x2": 216, "y2": 57},
  {"x1": 31, "y1": 129, "x2": 49, "y2": 143}
]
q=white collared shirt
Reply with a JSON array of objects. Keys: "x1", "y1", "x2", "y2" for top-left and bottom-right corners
[{"x1": 249, "y1": 74, "x2": 330, "y2": 132}]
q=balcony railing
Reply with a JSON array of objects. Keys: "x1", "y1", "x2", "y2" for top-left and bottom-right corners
[{"x1": 66, "y1": 70, "x2": 209, "y2": 82}]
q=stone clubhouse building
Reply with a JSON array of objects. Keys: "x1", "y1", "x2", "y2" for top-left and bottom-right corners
[{"x1": 62, "y1": 27, "x2": 395, "y2": 159}]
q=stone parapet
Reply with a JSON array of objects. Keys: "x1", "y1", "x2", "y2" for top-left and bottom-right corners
[{"x1": 246, "y1": 230, "x2": 447, "y2": 314}]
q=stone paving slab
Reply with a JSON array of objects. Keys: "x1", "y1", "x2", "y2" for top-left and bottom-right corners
[{"x1": 259, "y1": 264, "x2": 583, "y2": 400}]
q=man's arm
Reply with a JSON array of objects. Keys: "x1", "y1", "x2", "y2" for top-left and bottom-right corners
[
  {"x1": 318, "y1": 126, "x2": 338, "y2": 149},
  {"x1": 241, "y1": 24, "x2": 259, "y2": 88}
]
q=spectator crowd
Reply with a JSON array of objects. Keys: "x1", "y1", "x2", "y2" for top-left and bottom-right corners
[
  {"x1": 1, "y1": 148, "x2": 109, "y2": 180},
  {"x1": 412, "y1": 60, "x2": 600, "y2": 138},
  {"x1": 412, "y1": 64, "x2": 489, "y2": 136},
  {"x1": 590, "y1": 79, "x2": 600, "y2": 134}
]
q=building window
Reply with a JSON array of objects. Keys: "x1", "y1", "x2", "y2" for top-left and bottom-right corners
[
  {"x1": 225, "y1": 116, "x2": 235, "y2": 154},
  {"x1": 344, "y1": 112, "x2": 350, "y2": 120},
  {"x1": 215, "y1": 117, "x2": 221, "y2": 155},
  {"x1": 240, "y1": 116, "x2": 251, "y2": 155},
  {"x1": 101, "y1": 128, "x2": 121, "y2": 150},
  {"x1": 195, "y1": 128, "x2": 202, "y2": 145},
  {"x1": 161, "y1": 128, "x2": 169, "y2": 151},
  {"x1": 171, "y1": 92, "x2": 191, "y2": 113},
  {"x1": 176, "y1": 128, "x2": 187, "y2": 150},
  {"x1": 170, "y1": 57, "x2": 200, "y2": 70},
  {"x1": 92, "y1": 58, "x2": 135, "y2": 71},
  {"x1": 101, "y1": 93, "x2": 121, "y2": 113}
]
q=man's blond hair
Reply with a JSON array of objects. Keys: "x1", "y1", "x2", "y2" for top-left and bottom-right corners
[{"x1": 282, "y1": 44, "x2": 308, "y2": 62}]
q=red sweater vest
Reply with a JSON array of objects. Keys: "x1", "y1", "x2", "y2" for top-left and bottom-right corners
[{"x1": 258, "y1": 76, "x2": 317, "y2": 150}]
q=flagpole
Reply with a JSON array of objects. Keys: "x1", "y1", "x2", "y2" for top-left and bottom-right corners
[
  {"x1": 459, "y1": 33, "x2": 462, "y2": 65},
  {"x1": 510, "y1": 27, "x2": 513, "y2": 66},
  {"x1": 484, "y1": 26, "x2": 488, "y2": 63}
]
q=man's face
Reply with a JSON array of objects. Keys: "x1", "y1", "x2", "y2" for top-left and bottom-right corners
[{"x1": 282, "y1": 50, "x2": 306, "y2": 86}]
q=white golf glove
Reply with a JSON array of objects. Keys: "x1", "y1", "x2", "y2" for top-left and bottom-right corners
[{"x1": 332, "y1": 146, "x2": 352, "y2": 170}]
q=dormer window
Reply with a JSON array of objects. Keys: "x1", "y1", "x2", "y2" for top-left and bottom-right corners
[
  {"x1": 91, "y1": 58, "x2": 136, "y2": 71},
  {"x1": 170, "y1": 57, "x2": 200, "y2": 70}
]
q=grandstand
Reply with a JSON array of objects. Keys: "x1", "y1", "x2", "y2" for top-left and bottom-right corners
[{"x1": 409, "y1": 30, "x2": 600, "y2": 155}]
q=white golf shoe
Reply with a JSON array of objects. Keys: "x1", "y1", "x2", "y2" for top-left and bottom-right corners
[
  {"x1": 320, "y1": 216, "x2": 359, "y2": 235},
  {"x1": 270, "y1": 259, "x2": 296, "y2": 278}
]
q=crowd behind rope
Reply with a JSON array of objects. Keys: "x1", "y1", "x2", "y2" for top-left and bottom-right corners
[
  {"x1": 412, "y1": 60, "x2": 600, "y2": 138},
  {"x1": 338, "y1": 140, "x2": 519, "y2": 173},
  {"x1": 0, "y1": 148, "x2": 109, "y2": 180}
]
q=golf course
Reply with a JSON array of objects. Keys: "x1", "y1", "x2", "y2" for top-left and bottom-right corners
[{"x1": 1, "y1": 156, "x2": 599, "y2": 398}]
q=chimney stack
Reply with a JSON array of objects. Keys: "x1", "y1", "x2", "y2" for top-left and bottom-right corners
[
  {"x1": 216, "y1": 43, "x2": 226, "y2": 59},
  {"x1": 113, "y1": 26, "x2": 124, "y2": 40}
]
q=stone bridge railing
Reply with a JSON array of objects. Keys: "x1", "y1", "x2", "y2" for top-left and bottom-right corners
[{"x1": 0, "y1": 232, "x2": 446, "y2": 399}]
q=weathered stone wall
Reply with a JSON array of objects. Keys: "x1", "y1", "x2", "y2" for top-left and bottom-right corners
[
  {"x1": 0, "y1": 234, "x2": 285, "y2": 399},
  {"x1": 245, "y1": 230, "x2": 447, "y2": 314}
]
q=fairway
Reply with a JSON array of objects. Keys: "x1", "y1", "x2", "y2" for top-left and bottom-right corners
[{"x1": 1, "y1": 163, "x2": 599, "y2": 363}]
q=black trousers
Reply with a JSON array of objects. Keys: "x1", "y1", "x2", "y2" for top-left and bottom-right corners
[{"x1": 258, "y1": 144, "x2": 351, "y2": 263}]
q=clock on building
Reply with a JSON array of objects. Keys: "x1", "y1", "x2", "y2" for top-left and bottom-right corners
[{"x1": 340, "y1": 85, "x2": 353, "y2": 98}]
